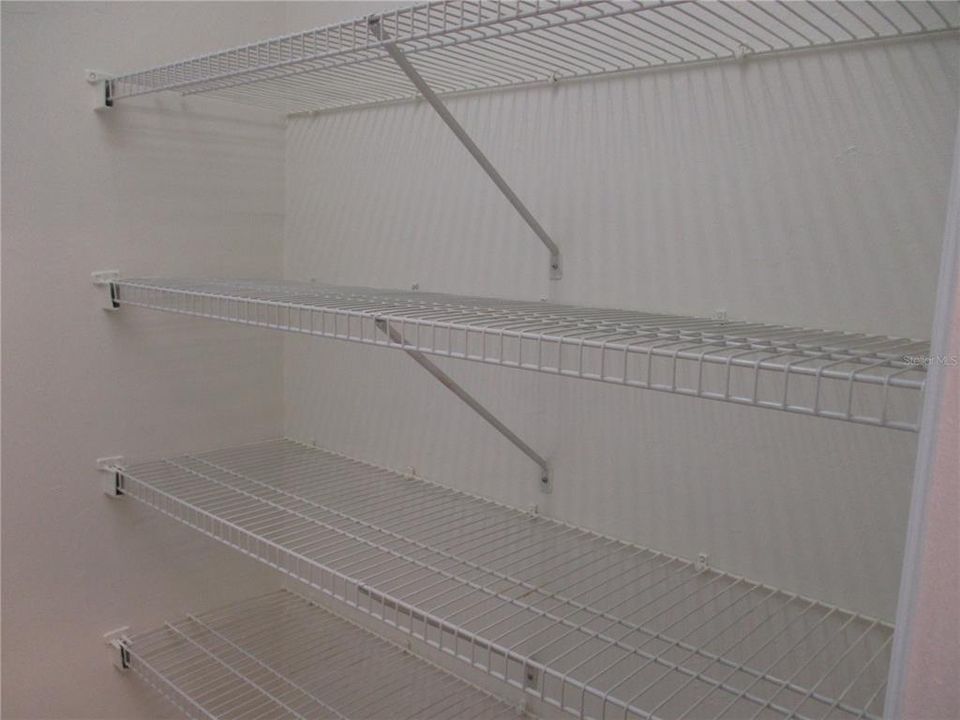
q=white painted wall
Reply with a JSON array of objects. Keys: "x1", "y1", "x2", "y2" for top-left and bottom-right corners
[
  {"x1": 2, "y1": 3, "x2": 287, "y2": 718},
  {"x1": 283, "y1": 3, "x2": 958, "y2": 621}
]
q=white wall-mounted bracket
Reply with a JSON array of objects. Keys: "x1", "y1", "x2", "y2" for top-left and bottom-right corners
[
  {"x1": 97, "y1": 456, "x2": 125, "y2": 497},
  {"x1": 92, "y1": 270, "x2": 120, "y2": 311},
  {"x1": 539, "y1": 470, "x2": 552, "y2": 494},
  {"x1": 376, "y1": 319, "x2": 551, "y2": 492},
  {"x1": 86, "y1": 70, "x2": 114, "y2": 111},
  {"x1": 103, "y1": 626, "x2": 131, "y2": 671},
  {"x1": 368, "y1": 17, "x2": 562, "y2": 281}
]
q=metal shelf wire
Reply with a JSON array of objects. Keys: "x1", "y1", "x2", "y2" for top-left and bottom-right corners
[
  {"x1": 118, "y1": 439, "x2": 893, "y2": 720},
  {"x1": 115, "y1": 278, "x2": 928, "y2": 430},
  {"x1": 105, "y1": 1, "x2": 959, "y2": 115},
  {"x1": 125, "y1": 589, "x2": 516, "y2": 720}
]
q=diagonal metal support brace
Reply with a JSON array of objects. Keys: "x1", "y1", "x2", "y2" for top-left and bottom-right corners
[
  {"x1": 376, "y1": 319, "x2": 551, "y2": 490},
  {"x1": 368, "y1": 17, "x2": 562, "y2": 281}
]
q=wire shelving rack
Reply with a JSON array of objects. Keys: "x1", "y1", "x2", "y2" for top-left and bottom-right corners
[
  {"x1": 94, "y1": 1, "x2": 955, "y2": 717},
  {"x1": 115, "y1": 278, "x2": 928, "y2": 431},
  {"x1": 123, "y1": 589, "x2": 517, "y2": 720},
  {"x1": 115, "y1": 439, "x2": 893, "y2": 720},
  {"x1": 104, "y1": 1, "x2": 958, "y2": 115}
]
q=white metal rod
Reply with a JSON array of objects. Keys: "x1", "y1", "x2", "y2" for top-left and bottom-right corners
[
  {"x1": 369, "y1": 16, "x2": 562, "y2": 278},
  {"x1": 182, "y1": 614, "x2": 349, "y2": 720},
  {"x1": 376, "y1": 318, "x2": 550, "y2": 479},
  {"x1": 160, "y1": 622, "x2": 308, "y2": 720},
  {"x1": 128, "y1": 590, "x2": 512, "y2": 720}
]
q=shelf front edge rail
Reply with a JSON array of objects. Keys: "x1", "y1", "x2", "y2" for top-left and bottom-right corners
[
  {"x1": 112, "y1": 278, "x2": 928, "y2": 431},
  {"x1": 100, "y1": 1, "x2": 959, "y2": 115}
]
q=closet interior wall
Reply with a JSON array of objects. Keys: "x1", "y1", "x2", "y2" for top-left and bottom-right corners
[
  {"x1": 1, "y1": 4, "x2": 288, "y2": 718},
  {"x1": 281, "y1": 2, "x2": 958, "y2": 622}
]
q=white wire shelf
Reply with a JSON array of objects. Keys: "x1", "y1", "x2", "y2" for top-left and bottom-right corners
[
  {"x1": 118, "y1": 438, "x2": 894, "y2": 720},
  {"x1": 115, "y1": 278, "x2": 928, "y2": 431},
  {"x1": 105, "y1": 1, "x2": 959, "y2": 115},
  {"x1": 125, "y1": 589, "x2": 516, "y2": 720}
]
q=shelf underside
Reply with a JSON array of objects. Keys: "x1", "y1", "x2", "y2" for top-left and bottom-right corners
[
  {"x1": 119, "y1": 439, "x2": 893, "y2": 720},
  {"x1": 127, "y1": 589, "x2": 515, "y2": 720},
  {"x1": 107, "y1": 1, "x2": 959, "y2": 114},
  {"x1": 116, "y1": 278, "x2": 927, "y2": 430}
]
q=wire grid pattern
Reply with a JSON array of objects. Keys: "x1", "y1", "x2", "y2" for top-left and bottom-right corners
[
  {"x1": 119, "y1": 439, "x2": 893, "y2": 720},
  {"x1": 126, "y1": 589, "x2": 517, "y2": 720},
  {"x1": 116, "y1": 278, "x2": 928, "y2": 430},
  {"x1": 105, "y1": 1, "x2": 959, "y2": 114}
]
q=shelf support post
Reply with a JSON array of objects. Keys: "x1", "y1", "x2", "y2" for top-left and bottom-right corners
[
  {"x1": 368, "y1": 17, "x2": 562, "y2": 281},
  {"x1": 376, "y1": 319, "x2": 551, "y2": 491}
]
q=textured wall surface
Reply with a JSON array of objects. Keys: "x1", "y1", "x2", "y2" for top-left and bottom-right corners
[
  {"x1": 2, "y1": 3, "x2": 287, "y2": 718},
  {"x1": 899, "y1": 271, "x2": 959, "y2": 719},
  {"x1": 283, "y1": 3, "x2": 958, "y2": 621}
]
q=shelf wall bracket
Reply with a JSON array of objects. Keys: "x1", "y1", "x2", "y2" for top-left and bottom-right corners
[
  {"x1": 375, "y1": 319, "x2": 551, "y2": 491},
  {"x1": 92, "y1": 270, "x2": 121, "y2": 310},
  {"x1": 103, "y1": 627, "x2": 131, "y2": 671},
  {"x1": 368, "y1": 16, "x2": 562, "y2": 281},
  {"x1": 86, "y1": 70, "x2": 113, "y2": 111},
  {"x1": 97, "y1": 455, "x2": 125, "y2": 497}
]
